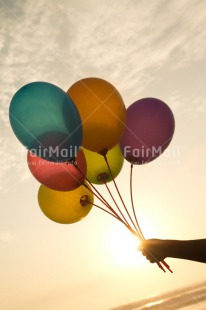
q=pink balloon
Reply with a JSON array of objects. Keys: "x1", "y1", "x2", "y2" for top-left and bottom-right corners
[
  {"x1": 27, "y1": 150, "x2": 87, "y2": 191},
  {"x1": 120, "y1": 98, "x2": 175, "y2": 164}
]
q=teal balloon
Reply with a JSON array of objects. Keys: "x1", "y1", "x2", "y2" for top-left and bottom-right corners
[{"x1": 9, "y1": 82, "x2": 82, "y2": 162}]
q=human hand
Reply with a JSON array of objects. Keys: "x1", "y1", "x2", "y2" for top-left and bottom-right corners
[{"x1": 140, "y1": 239, "x2": 168, "y2": 263}]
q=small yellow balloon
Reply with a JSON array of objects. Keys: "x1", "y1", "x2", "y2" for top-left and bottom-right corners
[
  {"x1": 67, "y1": 77, "x2": 126, "y2": 153},
  {"x1": 38, "y1": 182, "x2": 93, "y2": 224},
  {"x1": 83, "y1": 145, "x2": 124, "y2": 185}
]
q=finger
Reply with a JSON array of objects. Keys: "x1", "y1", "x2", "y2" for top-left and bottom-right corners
[{"x1": 142, "y1": 249, "x2": 147, "y2": 256}]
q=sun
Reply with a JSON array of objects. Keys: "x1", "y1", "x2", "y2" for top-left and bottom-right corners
[{"x1": 106, "y1": 224, "x2": 146, "y2": 267}]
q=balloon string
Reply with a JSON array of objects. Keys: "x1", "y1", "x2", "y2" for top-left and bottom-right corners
[
  {"x1": 73, "y1": 161, "x2": 172, "y2": 272},
  {"x1": 103, "y1": 154, "x2": 139, "y2": 234},
  {"x1": 103, "y1": 180, "x2": 141, "y2": 237},
  {"x1": 86, "y1": 181, "x2": 171, "y2": 273},
  {"x1": 87, "y1": 201, "x2": 141, "y2": 240},
  {"x1": 161, "y1": 260, "x2": 173, "y2": 273},
  {"x1": 71, "y1": 162, "x2": 130, "y2": 227},
  {"x1": 130, "y1": 163, "x2": 145, "y2": 239},
  {"x1": 73, "y1": 162, "x2": 140, "y2": 237},
  {"x1": 87, "y1": 202, "x2": 121, "y2": 221},
  {"x1": 103, "y1": 180, "x2": 130, "y2": 226},
  {"x1": 73, "y1": 163, "x2": 113, "y2": 209},
  {"x1": 72, "y1": 161, "x2": 140, "y2": 237},
  {"x1": 129, "y1": 164, "x2": 172, "y2": 272},
  {"x1": 83, "y1": 182, "x2": 121, "y2": 220},
  {"x1": 144, "y1": 248, "x2": 171, "y2": 273}
]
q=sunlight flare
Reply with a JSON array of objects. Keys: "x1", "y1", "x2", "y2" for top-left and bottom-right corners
[{"x1": 106, "y1": 225, "x2": 146, "y2": 267}]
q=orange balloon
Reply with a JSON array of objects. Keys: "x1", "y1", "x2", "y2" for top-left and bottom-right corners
[{"x1": 67, "y1": 77, "x2": 126, "y2": 153}]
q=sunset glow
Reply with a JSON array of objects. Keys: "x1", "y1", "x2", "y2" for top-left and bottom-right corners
[
  {"x1": 1, "y1": 1, "x2": 206, "y2": 309},
  {"x1": 106, "y1": 225, "x2": 145, "y2": 267}
]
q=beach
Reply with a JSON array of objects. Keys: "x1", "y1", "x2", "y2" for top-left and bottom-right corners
[{"x1": 111, "y1": 282, "x2": 206, "y2": 310}]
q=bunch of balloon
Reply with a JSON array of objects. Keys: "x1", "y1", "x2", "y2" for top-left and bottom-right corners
[
  {"x1": 9, "y1": 77, "x2": 175, "y2": 272},
  {"x1": 67, "y1": 78, "x2": 175, "y2": 272},
  {"x1": 9, "y1": 81, "x2": 94, "y2": 224}
]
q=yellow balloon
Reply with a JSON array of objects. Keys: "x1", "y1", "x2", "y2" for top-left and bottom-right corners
[
  {"x1": 38, "y1": 182, "x2": 93, "y2": 224},
  {"x1": 83, "y1": 145, "x2": 124, "y2": 185},
  {"x1": 67, "y1": 77, "x2": 126, "y2": 153}
]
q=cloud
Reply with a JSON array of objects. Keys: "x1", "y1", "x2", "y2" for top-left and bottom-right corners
[
  {"x1": 1, "y1": 0, "x2": 206, "y2": 190},
  {"x1": 1, "y1": 0, "x2": 206, "y2": 107}
]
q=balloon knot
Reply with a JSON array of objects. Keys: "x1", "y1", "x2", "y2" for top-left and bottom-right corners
[
  {"x1": 80, "y1": 195, "x2": 90, "y2": 206},
  {"x1": 98, "y1": 149, "x2": 109, "y2": 156},
  {"x1": 97, "y1": 172, "x2": 109, "y2": 182}
]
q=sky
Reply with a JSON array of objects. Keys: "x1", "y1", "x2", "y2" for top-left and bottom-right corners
[{"x1": 1, "y1": 0, "x2": 206, "y2": 309}]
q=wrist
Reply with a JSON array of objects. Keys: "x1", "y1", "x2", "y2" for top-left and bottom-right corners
[{"x1": 160, "y1": 239, "x2": 184, "y2": 259}]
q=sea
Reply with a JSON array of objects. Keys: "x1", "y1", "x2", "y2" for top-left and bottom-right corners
[{"x1": 110, "y1": 282, "x2": 206, "y2": 310}]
